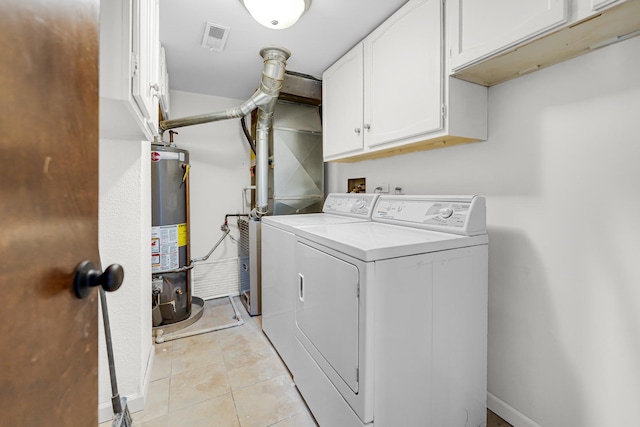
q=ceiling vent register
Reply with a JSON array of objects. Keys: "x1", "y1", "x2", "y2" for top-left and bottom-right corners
[{"x1": 201, "y1": 22, "x2": 230, "y2": 52}]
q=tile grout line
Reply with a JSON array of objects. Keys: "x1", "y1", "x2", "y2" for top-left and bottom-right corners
[
  {"x1": 166, "y1": 339, "x2": 176, "y2": 419},
  {"x1": 220, "y1": 332, "x2": 243, "y2": 427}
]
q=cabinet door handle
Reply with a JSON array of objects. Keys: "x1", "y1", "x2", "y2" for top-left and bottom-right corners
[
  {"x1": 298, "y1": 273, "x2": 304, "y2": 302},
  {"x1": 354, "y1": 128, "x2": 361, "y2": 135},
  {"x1": 150, "y1": 83, "x2": 160, "y2": 98},
  {"x1": 364, "y1": 123, "x2": 371, "y2": 131}
]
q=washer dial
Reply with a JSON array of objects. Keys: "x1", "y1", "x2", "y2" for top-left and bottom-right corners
[{"x1": 439, "y1": 206, "x2": 454, "y2": 219}]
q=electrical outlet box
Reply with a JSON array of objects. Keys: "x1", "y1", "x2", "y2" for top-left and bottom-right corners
[
  {"x1": 348, "y1": 177, "x2": 366, "y2": 193},
  {"x1": 375, "y1": 184, "x2": 389, "y2": 193}
]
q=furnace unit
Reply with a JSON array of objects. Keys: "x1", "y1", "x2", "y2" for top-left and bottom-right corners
[{"x1": 241, "y1": 73, "x2": 324, "y2": 315}]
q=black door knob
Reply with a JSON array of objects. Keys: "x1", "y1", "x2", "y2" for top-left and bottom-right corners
[{"x1": 73, "y1": 261, "x2": 124, "y2": 299}]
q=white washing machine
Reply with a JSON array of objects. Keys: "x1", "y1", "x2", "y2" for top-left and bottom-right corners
[
  {"x1": 291, "y1": 195, "x2": 489, "y2": 427},
  {"x1": 261, "y1": 193, "x2": 379, "y2": 368}
]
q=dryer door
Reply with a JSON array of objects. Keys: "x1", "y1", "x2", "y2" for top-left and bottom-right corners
[{"x1": 295, "y1": 241, "x2": 360, "y2": 393}]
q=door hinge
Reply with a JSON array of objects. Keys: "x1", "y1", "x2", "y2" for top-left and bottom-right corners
[
  {"x1": 356, "y1": 368, "x2": 359, "y2": 382},
  {"x1": 356, "y1": 283, "x2": 360, "y2": 298},
  {"x1": 441, "y1": 104, "x2": 447, "y2": 118}
]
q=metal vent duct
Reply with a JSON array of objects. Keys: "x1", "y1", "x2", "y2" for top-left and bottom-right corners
[
  {"x1": 280, "y1": 71, "x2": 322, "y2": 106},
  {"x1": 159, "y1": 46, "x2": 291, "y2": 218}
]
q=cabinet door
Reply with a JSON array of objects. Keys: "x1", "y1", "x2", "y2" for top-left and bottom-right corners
[
  {"x1": 132, "y1": 0, "x2": 159, "y2": 135},
  {"x1": 147, "y1": 0, "x2": 160, "y2": 134},
  {"x1": 100, "y1": 0, "x2": 158, "y2": 140},
  {"x1": 364, "y1": 0, "x2": 443, "y2": 148},
  {"x1": 159, "y1": 45, "x2": 170, "y2": 119},
  {"x1": 591, "y1": 0, "x2": 622, "y2": 10},
  {"x1": 322, "y1": 44, "x2": 364, "y2": 159},
  {"x1": 449, "y1": 0, "x2": 568, "y2": 72}
]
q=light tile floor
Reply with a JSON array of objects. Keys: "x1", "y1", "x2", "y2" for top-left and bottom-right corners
[{"x1": 100, "y1": 297, "x2": 511, "y2": 427}]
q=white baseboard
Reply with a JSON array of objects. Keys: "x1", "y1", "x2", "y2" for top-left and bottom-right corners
[
  {"x1": 487, "y1": 392, "x2": 542, "y2": 427},
  {"x1": 98, "y1": 346, "x2": 155, "y2": 423}
]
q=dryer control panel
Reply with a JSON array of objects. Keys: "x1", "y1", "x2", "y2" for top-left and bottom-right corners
[
  {"x1": 323, "y1": 193, "x2": 379, "y2": 218},
  {"x1": 372, "y1": 195, "x2": 486, "y2": 236}
]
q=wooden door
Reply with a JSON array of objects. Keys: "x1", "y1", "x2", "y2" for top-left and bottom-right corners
[{"x1": 0, "y1": 0, "x2": 100, "y2": 425}]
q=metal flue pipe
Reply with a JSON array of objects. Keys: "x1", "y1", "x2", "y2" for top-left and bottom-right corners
[{"x1": 159, "y1": 47, "x2": 291, "y2": 217}]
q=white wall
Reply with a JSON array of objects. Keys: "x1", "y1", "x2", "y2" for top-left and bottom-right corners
[
  {"x1": 98, "y1": 139, "x2": 152, "y2": 422},
  {"x1": 327, "y1": 36, "x2": 640, "y2": 427},
  {"x1": 166, "y1": 90, "x2": 252, "y2": 296}
]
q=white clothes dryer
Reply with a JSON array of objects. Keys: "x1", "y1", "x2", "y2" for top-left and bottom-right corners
[
  {"x1": 261, "y1": 193, "x2": 379, "y2": 368},
  {"x1": 292, "y1": 195, "x2": 489, "y2": 427}
]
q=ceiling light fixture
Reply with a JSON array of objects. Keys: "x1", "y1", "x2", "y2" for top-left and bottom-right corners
[{"x1": 240, "y1": 0, "x2": 311, "y2": 30}]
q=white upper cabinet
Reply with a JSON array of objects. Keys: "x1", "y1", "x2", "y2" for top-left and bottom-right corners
[
  {"x1": 448, "y1": 0, "x2": 568, "y2": 72},
  {"x1": 448, "y1": 0, "x2": 639, "y2": 86},
  {"x1": 591, "y1": 0, "x2": 624, "y2": 10},
  {"x1": 131, "y1": 0, "x2": 159, "y2": 132},
  {"x1": 100, "y1": 0, "x2": 161, "y2": 140},
  {"x1": 322, "y1": 0, "x2": 487, "y2": 162},
  {"x1": 364, "y1": 0, "x2": 442, "y2": 148},
  {"x1": 158, "y1": 46, "x2": 170, "y2": 121},
  {"x1": 323, "y1": 44, "x2": 364, "y2": 159}
]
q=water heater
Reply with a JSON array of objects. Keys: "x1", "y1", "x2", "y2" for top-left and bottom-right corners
[{"x1": 150, "y1": 144, "x2": 191, "y2": 325}]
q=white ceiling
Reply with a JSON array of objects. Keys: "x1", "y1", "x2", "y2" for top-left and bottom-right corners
[{"x1": 159, "y1": 0, "x2": 409, "y2": 100}]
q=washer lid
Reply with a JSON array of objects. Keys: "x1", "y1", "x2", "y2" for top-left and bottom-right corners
[
  {"x1": 261, "y1": 193, "x2": 379, "y2": 233},
  {"x1": 296, "y1": 221, "x2": 488, "y2": 262},
  {"x1": 262, "y1": 213, "x2": 368, "y2": 233}
]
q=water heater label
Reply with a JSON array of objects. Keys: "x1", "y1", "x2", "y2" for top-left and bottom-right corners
[
  {"x1": 151, "y1": 151, "x2": 184, "y2": 162},
  {"x1": 152, "y1": 224, "x2": 181, "y2": 273},
  {"x1": 178, "y1": 223, "x2": 187, "y2": 247}
]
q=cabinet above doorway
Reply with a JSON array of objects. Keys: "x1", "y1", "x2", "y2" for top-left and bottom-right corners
[{"x1": 100, "y1": 0, "x2": 169, "y2": 141}]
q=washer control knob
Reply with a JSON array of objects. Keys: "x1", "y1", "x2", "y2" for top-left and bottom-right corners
[
  {"x1": 439, "y1": 206, "x2": 454, "y2": 219},
  {"x1": 354, "y1": 199, "x2": 366, "y2": 209}
]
